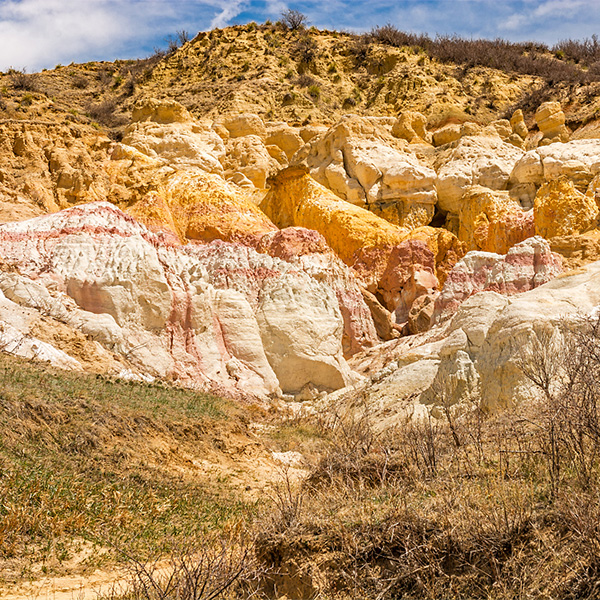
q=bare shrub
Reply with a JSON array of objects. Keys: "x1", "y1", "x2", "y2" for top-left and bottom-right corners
[
  {"x1": 279, "y1": 9, "x2": 309, "y2": 31},
  {"x1": 109, "y1": 533, "x2": 261, "y2": 600},
  {"x1": 294, "y1": 73, "x2": 317, "y2": 87},
  {"x1": 553, "y1": 35, "x2": 600, "y2": 66},
  {"x1": 86, "y1": 99, "x2": 127, "y2": 128},
  {"x1": 367, "y1": 24, "x2": 600, "y2": 84},
  {"x1": 71, "y1": 74, "x2": 89, "y2": 89},
  {"x1": 8, "y1": 69, "x2": 39, "y2": 91},
  {"x1": 177, "y1": 30, "x2": 191, "y2": 46},
  {"x1": 305, "y1": 397, "x2": 406, "y2": 489},
  {"x1": 517, "y1": 316, "x2": 600, "y2": 494},
  {"x1": 293, "y1": 35, "x2": 318, "y2": 66},
  {"x1": 369, "y1": 24, "x2": 429, "y2": 49},
  {"x1": 349, "y1": 34, "x2": 371, "y2": 66},
  {"x1": 269, "y1": 468, "x2": 305, "y2": 530}
]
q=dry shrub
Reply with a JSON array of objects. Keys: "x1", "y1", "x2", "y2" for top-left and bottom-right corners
[
  {"x1": 293, "y1": 35, "x2": 318, "y2": 66},
  {"x1": 69, "y1": 74, "x2": 88, "y2": 89},
  {"x1": 254, "y1": 316, "x2": 600, "y2": 598},
  {"x1": 366, "y1": 23, "x2": 600, "y2": 84},
  {"x1": 86, "y1": 99, "x2": 127, "y2": 128},
  {"x1": 8, "y1": 69, "x2": 39, "y2": 91},
  {"x1": 369, "y1": 24, "x2": 429, "y2": 49},
  {"x1": 279, "y1": 9, "x2": 309, "y2": 31},
  {"x1": 108, "y1": 531, "x2": 262, "y2": 600},
  {"x1": 553, "y1": 35, "x2": 600, "y2": 66},
  {"x1": 294, "y1": 73, "x2": 317, "y2": 88}
]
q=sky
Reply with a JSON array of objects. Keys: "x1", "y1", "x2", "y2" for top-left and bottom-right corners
[{"x1": 0, "y1": 0, "x2": 599, "y2": 72}]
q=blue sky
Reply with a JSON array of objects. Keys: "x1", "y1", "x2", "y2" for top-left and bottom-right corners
[{"x1": 0, "y1": 0, "x2": 598, "y2": 72}]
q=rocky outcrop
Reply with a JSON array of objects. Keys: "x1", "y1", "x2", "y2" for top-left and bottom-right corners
[
  {"x1": 293, "y1": 115, "x2": 437, "y2": 228},
  {"x1": 535, "y1": 101, "x2": 569, "y2": 144},
  {"x1": 509, "y1": 139, "x2": 600, "y2": 206},
  {"x1": 256, "y1": 227, "x2": 379, "y2": 356},
  {"x1": 0, "y1": 202, "x2": 379, "y2": 398},
  {"x1": 391, "y1": 111, "x2": 431, "y2": 144},
  {"x1": 261, "y1": 168, "x2": 464, "y2": 333},
  {"x1": 221, "y1": 135, "x2": 280, "y2": 188},
  {"x1": 0, "y1": 120, "x2": 113, "y2": 220},
  {"x1": 127, "y1": 170, "x2": 278, "y2": 246},
  {"x1": 434, "y1": 135, "x2": 524, "y2": 215},
  {"x1": 550, "y1": 230, "x2": 600, "y2": 270},
  {"x1": 510, "y1": 109, "x2": 528, "y2": 140},
  {"x1": 123, "y1": 98, "x2": 226, "y2": 174},
  {"x1": 265, "y1": 122, "x2": 305, "y2": 159},
  {"x1": 348, "y1": 253, "x2": 600, "y2": 420},
  {"x1": 352, "y1": 239, "x2": 438, "y2": 330},
  {"x1": 434, "y1": 236, "x2": 563, "y2": 319},
  {"x1": 534, "y1": 178, "x2": 598, "y2": 239},
  {"x1": 261, "y1": 166, "x2": 409, "y2": 265},
  {"x1": 216, "y1": 113, "x2": 267, "y2": 139},
  {"x1": 458, "y1": 186, "x2": 534, "y2": 253}
]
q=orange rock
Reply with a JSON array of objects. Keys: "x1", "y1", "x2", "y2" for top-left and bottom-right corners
[
  {"x1": 534, "y1": 178, "x2": 598, "y2": 239},
  {"x1": 128, "y1": 171, "x2": 277, "y2": 247},
  {"x1": 261, "y1": 166, "x2": 408, "y2": 265},
  {"x1": 127, "y1": 191, "x2": 182, "y2": 244},
  {"x1": 458, "y1": 186, "x2": 535, "y2": 254}
]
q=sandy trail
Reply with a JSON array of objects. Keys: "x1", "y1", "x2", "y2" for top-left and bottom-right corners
[{"x1": 0, "y1": 569, "x2": 130, "y2": 600}]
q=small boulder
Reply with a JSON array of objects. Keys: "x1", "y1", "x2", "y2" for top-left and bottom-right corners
[
  {"x1": 535, "y1": 101, "x2": 569, "y2": 143},
  {"x1": 510, "y1": 109, "x2": 528, "y2": 139},
  {"x1": 392, "y1": 111, "x2": 431, "y2": 144},
  {"x1": 217, "y1": 113, "x2": 266, "y2": 139}
]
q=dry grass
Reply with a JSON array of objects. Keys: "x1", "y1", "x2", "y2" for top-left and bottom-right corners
[
  {"x1": 4, "y1": 317, "x2": 600, "y2": 598},
  {"x1": 252, "y1": 319, "x2": 600, "y2": 598}
]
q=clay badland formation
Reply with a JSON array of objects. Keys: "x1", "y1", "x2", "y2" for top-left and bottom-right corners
[{"x1": 4, "y1": 21, "x2": 600, "y2": 599}]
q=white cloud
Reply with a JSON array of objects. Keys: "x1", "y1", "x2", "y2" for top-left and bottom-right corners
[
  {"x1": 265, "y1": 0, "x2": 287, "y2": 17},
  {"x1": 0, "y1": 0, "x2": 131, "y2": 70},
  {"x1": 533, "y1": 0, "x2": 591, "y2": 17},
  {"x1": 210, "y1": 0, "x2": 247, "y2": 28}
]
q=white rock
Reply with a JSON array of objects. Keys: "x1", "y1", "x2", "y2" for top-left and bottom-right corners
[{"x1": 435, "y1": 135, "x2": 524, "y2": 214}]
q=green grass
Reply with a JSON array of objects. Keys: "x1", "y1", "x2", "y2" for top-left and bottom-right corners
[{"x1": 0, "y1": 353, "x2": 256, "y2": 582}]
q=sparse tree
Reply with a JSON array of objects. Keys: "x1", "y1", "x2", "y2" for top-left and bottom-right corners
[
  {"x1": 177, "y1": 29, "x2": 191, "y2": 45},
  {"x1": 279, "y1": 9, "x2": 309, "y2": 30}
]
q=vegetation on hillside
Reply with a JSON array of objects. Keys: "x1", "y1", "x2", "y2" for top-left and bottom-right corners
[
  {"x1": 0, "y1": 353, "x2": 258, "y2": 585},
  {"x1": 3, "y1": 315, "x2": 600, "y2": 597},
  {"x1": 2, "y1": 19, "x2": 600, "y2": 139}
]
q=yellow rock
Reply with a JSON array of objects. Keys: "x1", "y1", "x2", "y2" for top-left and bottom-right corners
[
  {"x1": 260, "y1": 166, "x2": 408, "y2": 265},
  {"x1": 127, "y1": 190, "x2": 182, "y2": 244},
  {"x1": 131, "y1": 97, "x2": 193, "y2": 124},
  {"x1": 534, "y1": 178, "x2": 598, "y2": 239},
  {"x1": 510, "y1": 109, "x2": 528, "y2": 139},
  {"x1": 128, "y1": 171, "x2": 277, "y2": 246},
  {"x1": 587, "y1": 173, "x2": 600, "y2": 210},
  {"x1": 391, "y1": 111, "x2": 431, "y2": 144},
  {"x1": 261, "y1": 167, "x2": 465, "y2": 284},
  {"x1": 535, "y1": 101, "x2": 569, "y2": 142},
  {"x1": 550, "y1": 230, "x2": 600, "y2": 271},
  {"x1": 458, "y1": 186, "x2": 534, "y2": 254},
  {"x1": 432, "y1": 124, "x2": 462, "y2": 147}
]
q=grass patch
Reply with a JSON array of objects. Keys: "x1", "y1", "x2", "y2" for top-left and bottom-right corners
[{"x1": 0, "y1": 353, "x2": 254, "y2": 583}]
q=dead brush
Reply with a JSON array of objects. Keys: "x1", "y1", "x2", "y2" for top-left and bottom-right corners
[
  {"x1": 105, "y1": 531, "x2": 263, "y2": 600},
  {"x1": 305, "y1": 396, "x2": 406, "y2": 490},
  {"x1": 8, "y1": 68, "x2": 39, "y2": 91},
  {"x1": 85, "y1": 99, "x2": 127, "y2": 128}
]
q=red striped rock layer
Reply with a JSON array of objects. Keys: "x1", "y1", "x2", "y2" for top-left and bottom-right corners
[
  {"x1": 0, "y1": 202, "x2": 378, "y2": 398},
  {"x1": 434, "y1": 236, "x2": 563, "y2": 320}
]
